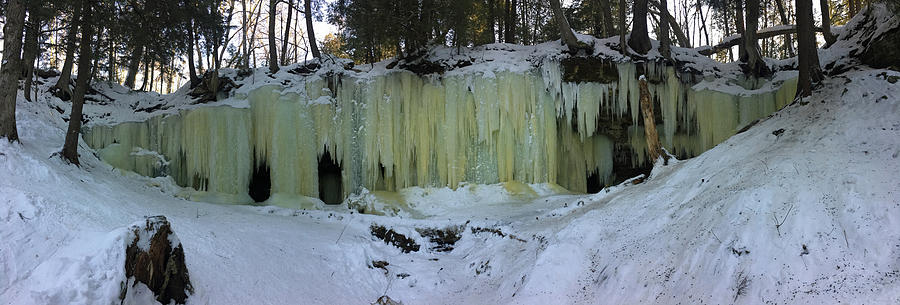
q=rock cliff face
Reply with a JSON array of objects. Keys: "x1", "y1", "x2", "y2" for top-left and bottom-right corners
[
  {"x1": 830, "y1": 4, "x2": 900, "y2": 72},
  {"x1": 860, "y1": 26, "x2": 900, "y2": 70}
]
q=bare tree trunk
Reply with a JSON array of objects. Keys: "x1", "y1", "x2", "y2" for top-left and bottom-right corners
[
  {"x1": 819, "y1": 0, "x2": 836, "y2": 45},
  {"x1": 108, "y1": 34, "x2": 116, "y2": 82},
  {"x1": 659, "y1": 0, "x2": 672, "y2": 58},
  {"x1": 697, "y1": 0, "x2": 710, "y2": 46},
  {"x1": 795, "y1": 0, "x2": 822, "y2": 98},
  {"x1": 735, "y1": 0, "x2": 747, "y2": 61},
  {"x1": 124, "y1": 44, "x2": 144, "y2": 88},
  {"x1": 242, "y1": 0, "x2": 249, "y2": 68},
  {"x1": 21, "y1": 11, "x2": 40, "y2": 102},
  {"x1": 54, "y1": 8, "x2": 80, "y2": 98},
  {"x1": 293, "y1": 8, "x2": 299, "y2": 62},
  {"x1": 195, "y1": 33, "x2": 204, "y2": 74},
  {"x1": 724, "y1": 3, "x2": 733, "y2": 61},
  {"x1": 140, "y1": 58, "x2": 150, "y2": 91},
  {"x1": 61, "y1": 6, "x2": 95, "y2": 165},
  {"x1": 619, "y1": 0, "x2": 628, "y2": 54},
  {"x1": 505, "y1": 0, "x2": 517, "y2": 43},
  {"x1": 744, "y1": 0, "x2": 770, "y2": 75},
  {"x1": 488, "y1": 0, "x2": 496, "y2": 42},
  {"x1": 629, "y1": 0, "x2": 652, "y2": 54},
  {"x1": 268, "y1": 0, "x2": 279, "y2": 73},
  {"x1": 187, "y1": 24, "x2": 199, "y2": 86},
  {"x1": 0, "y1": 0, "x2": 26, "y2": 142},
  {"x1": 649, "y1": 0, "x2": 692, "y2": 47},
  {"x1": 305, "y1": 0, "x2": 321, "y2": 58},
  {"x1": 599, "y1": 0, "x2": 615, "y2": 38},
  {"x1": 549, "y1": 0, "x2": 581, "y2": 52},
  {"x1": 148, "y1": 60, "x2": 155, "y2": 92},
  {"x1": 280, "y1": 0, "x2": 293, "y2": 65},
  {"x1": 774, "y1": 0, "x2": 795, "y2": 57}
]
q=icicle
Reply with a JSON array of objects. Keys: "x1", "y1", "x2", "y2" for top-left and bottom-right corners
[{"x1": 83, "y1": 62, "x2": 799, "y2": 204}]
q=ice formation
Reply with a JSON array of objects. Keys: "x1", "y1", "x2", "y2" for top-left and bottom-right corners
[{"x1": 84, "y1": 60, "x2": 797, "y2": 205}]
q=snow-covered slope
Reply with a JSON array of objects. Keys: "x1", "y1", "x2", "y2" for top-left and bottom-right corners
[{"x1": 3, "y1": 62, "x2": 899, "y2": 304}]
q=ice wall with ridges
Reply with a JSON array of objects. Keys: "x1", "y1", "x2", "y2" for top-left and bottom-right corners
[{"x1": 84, "y1": 60, "x2": 797, "y2": 205}]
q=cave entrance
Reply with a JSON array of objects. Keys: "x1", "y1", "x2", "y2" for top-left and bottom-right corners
[
  {"x1": 318, "y1": 152, "x2": 343, "y2": 204},
  {"x1": 248, "y1": 160, "x2": 272, "y2": 202},
  {"x1": 586, "y1": 172, "x2": 603, "y2": 193}
]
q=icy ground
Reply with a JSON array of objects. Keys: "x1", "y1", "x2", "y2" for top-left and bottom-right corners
[
  {"x1": 2, "y1": 68, "x2": 898, "y2": 304},
  {"x1": 3, "y1": 70, "x2": 900, "y2": 304}
]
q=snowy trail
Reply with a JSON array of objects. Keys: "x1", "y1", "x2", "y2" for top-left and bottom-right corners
[{"x1": 2, "y1": 64, "x2": 900, "y2": 305}]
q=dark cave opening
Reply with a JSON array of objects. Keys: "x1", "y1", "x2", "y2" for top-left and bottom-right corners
[
  {"x1": 318, "y1": 152, "x2": 343, "y2": 205},
  {"x1": 248, "y1": 160, "x2": 272, "y2": 203},
  {"x1": 586, "y1": 172, "x2": 603, "y2": 193}
]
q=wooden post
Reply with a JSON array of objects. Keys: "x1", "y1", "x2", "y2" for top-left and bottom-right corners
[{"x1": 639, "y1": 75, "x2": 667, "y2": 164}]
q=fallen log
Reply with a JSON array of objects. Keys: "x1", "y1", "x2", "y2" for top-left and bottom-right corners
[{"x1": 697, "y1": 25, "x2": 823, "y2": 56}]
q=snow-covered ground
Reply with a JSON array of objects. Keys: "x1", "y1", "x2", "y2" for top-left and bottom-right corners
[
  {"x1": 3, "y1": 5, "x2": 900, "y2": 302},
  {"x1": 3, "y1": 66, "x2": 899, "y2": 304}
]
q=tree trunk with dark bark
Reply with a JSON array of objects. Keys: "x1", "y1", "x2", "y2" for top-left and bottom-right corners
[
  {"x1": 241, "y1": 0, "x2": 249, "y2": 68},
  {"x1": 187, "y1": 22, "x2": 199, "y2": 87},
  {"x1": 0, "y1": 0, "x2": 26, "y2": 142},
  {"x1": 629, "y1": 0, "x2": 652, "y2": 54},
  {"x1": 61, "y1": 5, "x2": 95, "y2": 165},
  {"x1": 305, "y1": 0, "x2": 320, "y2": 58},
  {"x1": 281, "y1": 0, "x2": 293, "y2": 65},
  {"x1": 550, "y1": 0, "x2": 581, "y2": 52},
  {"x1": 649, "y1": 0, "x2": 692, "y2": 47},
  {"x1": 54, "y1": 10, "x2": 80, "y2": 99},
  {"x1": 268, "y1": 0, "x2": 279, "y2": 73},
  {"x1": 22, "y1": 11, "x2": 40, "y2": 102},
  {"x1": 795, "y1": 0, "x2": 823, "y2": 98},
  {"x1": 744, "y1": 0, "x2": 770, "y2": 75},
  {"x1": 488, "y1": 0, "x2": 496, "y2": 42},
  {"x1": 124, "y1": 43, "x2": 144, "y2": 88},
  {"x1": 819, "y1": 0, "x2": 836, "y2": 45},
  {"x1": 658, "y1": 0, "x2": 672, "y2": 58},
  {"x1": 774, "y1": 0, "x2": 795, "y2": 57},
  {"x1": 619, "y1": 0, "x2": 628, "y2": 54},
  {"x1": 600, "y1": 0, "x2": 615, "y2": 38},
  {"x1": 735, "y1": 0, "x2": 748, "y2": 61}
]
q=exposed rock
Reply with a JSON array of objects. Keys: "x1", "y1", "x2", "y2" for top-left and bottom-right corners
[
  {"x1": 370, "y1": 224, "x2": 420, "y2": 253},
  {"x1": 840, "y1": 5, "x2": 900, "y2": 71},
  {"x1": 288, "y1": 62, "x2": 322, "y2": 75},
  {"x1": 398, "y1": 59, "x2": 446, "y2": 76},
  {"x1": 372, "y1": 295, "x2": 403, "y2": 305},
  {"x1": 416, "y1": 225, "x2": 464, "y2": 252},
  {"x1": 860, "y1": 27, "x2": 900, "y2": 71},
  {"x1": 560, "y1": 56, "x2": 618, "y2": 83},
  {"x1": 188, "y1": 71, "x2": 239, "y2": 103},
  {"x1": 121, "y1": 215, "x2": 193, "y2": 305}
]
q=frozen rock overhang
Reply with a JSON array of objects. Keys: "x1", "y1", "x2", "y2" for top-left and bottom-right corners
[{"x1": 83, "y1": 58, "x2": 797, "y2": 206}]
